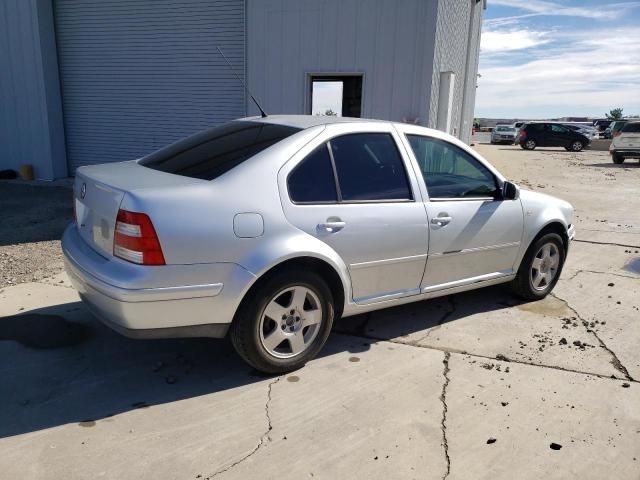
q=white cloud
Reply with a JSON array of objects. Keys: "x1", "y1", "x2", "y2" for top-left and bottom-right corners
[
  {"x1": 488, "y1": 0, "x2": 640, "y2": 20},
  {"x1": 481, "y1": 29, "x2": 549, "y2": 53},
  {"x1": 475, "y1": 27, "x2": 640, "y2": 117}
]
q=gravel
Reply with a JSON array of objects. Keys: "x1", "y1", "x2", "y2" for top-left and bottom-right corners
[{"x1": 0, "y1": 181, "x2": 72, "y2": 288}]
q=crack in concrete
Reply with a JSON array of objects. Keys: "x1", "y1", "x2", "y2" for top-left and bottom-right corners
[
  {"x1": 574, "y1": 239, "x2": 640, "y2": 249},
  {"x1": 551, "y1": 293, "x2": 633, "y2": 381},
  {"x1": 440, "y1": 352, "x2": 451, "y2": 480},
  {"x1": 332, "y1": 331, "x2": 640, "y2": 384},
  {"x1": 566, "y1": 269, "x2": 639, "y2": 281},
  {"x1": 207, "y1": 377, "x2": 280, "y2": 479},
  {"x1": 416, "y1": 296, "x2": 456, "y2": 343}
]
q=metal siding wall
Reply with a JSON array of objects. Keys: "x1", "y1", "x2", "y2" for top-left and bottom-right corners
[
  {"x1": 54, "y1": 0, "x2": 246, "y2": 171},
  {"x1": 459, "y1": 2, "x2": 483, "y2": 144},
  {"x1": 247, "y1": 0, "x2": 439, "y2": 126},
  {"x1": 0, "y1": 0, "x2": 66, "y2": 180},
  {"x1": 428, "y1": 0, "x2": 471, "y2": 140}
]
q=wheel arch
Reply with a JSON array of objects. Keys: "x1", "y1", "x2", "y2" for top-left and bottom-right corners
[
  {"x1": 235, "y1": 255, "x2": 348, "y2": 322},
  {"x1": 519, "y1": 221, "x2": 569, "y2": 267}
]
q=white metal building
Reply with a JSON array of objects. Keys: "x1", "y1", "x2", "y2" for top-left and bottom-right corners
[{"x1": 0, "y1": 0, "x2": 485, "y2": 180}]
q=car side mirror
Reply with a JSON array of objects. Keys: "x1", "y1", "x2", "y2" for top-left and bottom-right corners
[{"x1": 502, "y1": 181, "x2": 519, "y2": 200}]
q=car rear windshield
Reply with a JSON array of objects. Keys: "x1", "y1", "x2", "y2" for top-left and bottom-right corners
[
  {"x1": 139, "y1": 121, "x2": 301, "y2": 180},
  {"x1": 621, "y1": 122, "x2": 640, "y2": 133}
]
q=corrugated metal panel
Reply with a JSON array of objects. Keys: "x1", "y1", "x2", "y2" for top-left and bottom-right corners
[
  {"x1": 429, "y1": 0, "x2": 471, "y2": 139},
  {"x1": 0, "y1": 0, "x2": 66, "y2": 179},
  {"x1": 54, "y1": 0, "x2": 246, "y2": 171},
  {"x1": 246, "y1": 0, "x2": 438, "y2": 126}
]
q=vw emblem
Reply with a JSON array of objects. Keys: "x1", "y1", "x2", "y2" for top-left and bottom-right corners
[{"x1": 80, "y1": 182, "x2": 86, "y2": 199}]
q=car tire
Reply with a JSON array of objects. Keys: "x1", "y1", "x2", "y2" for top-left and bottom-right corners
[
  {"x1": 613, "y1": 154, "x2": 625, "y2": 164},
  {"x1": 511, "y1": 233, "x2": 566, "y2": 301},
  {"x1": 230, "y1": 269, "x2": 334, "y2": 374},
  {"x1": 524, "y1": 139, "x2": 537, "y2": 150},
  {"x1": 570, "y1": 140, "x2": 584, "y2": 152}
]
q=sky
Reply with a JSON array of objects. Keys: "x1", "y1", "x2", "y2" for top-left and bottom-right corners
[
  {"x1": 476, "y1": 0, "x2": 640, "y2": 119},
  {"x1": 311, "y1": 81, "x2": 343, "y2": 116}
]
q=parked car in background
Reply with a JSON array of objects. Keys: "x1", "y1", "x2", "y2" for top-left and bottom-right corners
[
  {"x1": 593, "y1": 119, "x2": 612, "y2": 132},
  {"x1": 604, "y1": 120, "x2": 629, "y2": 139},
  {"x1": 61, "y1": 115, "x2": 575, "y2": 373},
  {"x1": 610, "y1": 121, "x2": 640, "y2": 164},
  {"x1": 516, "y1": 122, "x2": 590, "y2": 151},
  {"x1": 491, "y1": 125, "x2": 517, "y2": 144},
  {"x1": 563, "y1": 124, "x2": 597, "y2": 139}
]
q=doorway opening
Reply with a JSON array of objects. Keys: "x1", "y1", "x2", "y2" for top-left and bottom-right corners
[{"x1": 310, "y1": 75, "x2": 362, "y2": 118}]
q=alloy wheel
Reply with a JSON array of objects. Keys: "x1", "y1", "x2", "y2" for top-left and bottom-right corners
[
  {"x1": 530, "y1": 243, "x2": 560, "y2": 291},
  {"x1": 259, "y1": 286, "x2": 323, "y2": 359}
]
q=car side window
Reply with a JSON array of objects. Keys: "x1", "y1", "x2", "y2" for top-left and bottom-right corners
[
  {"x1": 549, "y1": 124, "x2": 568, "y2": 133},
  {"x1": 288, "y1": 145, "x2": 338, "y2": 203},
  {"x1": 329, "y1": 133, "x2": 412, "y2": 201},
  {"x1": 406, "y1": 135, "x2": 498, "y2": 199}
]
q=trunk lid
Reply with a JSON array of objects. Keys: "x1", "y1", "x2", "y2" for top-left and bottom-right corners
[
  {"x1": 619, "y1": 133, "x2": 640, "y2": 148},
  {"x1": 73, "y1": 161, "x2": 202, "y2": 258}
]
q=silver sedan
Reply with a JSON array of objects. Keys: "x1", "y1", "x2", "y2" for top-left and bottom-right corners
[{"x1": 62, "y1": 115, "x2": 575, "y2": 373}]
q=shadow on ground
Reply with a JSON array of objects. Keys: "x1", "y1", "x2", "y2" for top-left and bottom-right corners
[
  {"x1": 0, "y1": 284, "x2": 522, "y2": 439},
  {"x1": 0, "y1": 182, "x2": 72, "y2": 246},
  {"x1": 584, "y1": 162, "x2": 640, "y2": 169}
]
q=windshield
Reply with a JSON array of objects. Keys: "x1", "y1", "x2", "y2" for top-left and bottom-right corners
[
  {"x1": 495, "y1": 126, "x2": 515, "y2": 132},
  {"x1": 140, "y1": 121, "x2": 301, "y2": 180}
]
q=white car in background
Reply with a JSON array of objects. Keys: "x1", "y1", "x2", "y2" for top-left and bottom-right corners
[{"x1": 610, "y1": 121, "x2": 640, "y2": 164}]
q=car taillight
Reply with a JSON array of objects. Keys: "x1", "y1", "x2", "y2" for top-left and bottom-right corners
[
  {"x1": 519, "y1": 130, "x2": 527, "y2": 139},
  {"x1": 114, "y1": 209, "x2": 165, "y2": 265}
]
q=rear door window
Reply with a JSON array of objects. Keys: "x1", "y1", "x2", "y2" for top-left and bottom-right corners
[
  {"x1": 288, "y1": 145, "x2": 338, "y2": 203},
  {"x1": 140, "y1": 121, "x2": 301, "y2": 180},
  {"x1": 329, "y1": 133, "x2": 412, "y2": 201}
]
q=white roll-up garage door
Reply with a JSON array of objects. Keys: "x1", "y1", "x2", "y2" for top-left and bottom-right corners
[{"x1": 54, "y1": 0, "x2": 246, "y2": 172}]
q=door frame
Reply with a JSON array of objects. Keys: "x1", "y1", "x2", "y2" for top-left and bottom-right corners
[{"x1": 305, "y1": 72, "x2": 365, "y2": 118}]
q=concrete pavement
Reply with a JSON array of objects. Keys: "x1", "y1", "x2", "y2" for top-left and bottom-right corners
[{"x1": 1, "y1": 144, "x2": 639, "y2": 479}]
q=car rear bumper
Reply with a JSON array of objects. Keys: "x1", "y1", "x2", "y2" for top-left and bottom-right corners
[
  {"x1": 62, "y1": 224, "x2": 256, "y2": 338},
  {"x1": 611, "y1": 149, "x2": 640, "y2": 157}
]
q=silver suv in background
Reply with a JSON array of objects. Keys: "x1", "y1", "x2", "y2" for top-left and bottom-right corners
[
  {"x1": 491, "y1": 125, "x2": 517, "y2": 144},
  {"x1": 610, "y1": 121, "x2": 640, "y2": 164}
]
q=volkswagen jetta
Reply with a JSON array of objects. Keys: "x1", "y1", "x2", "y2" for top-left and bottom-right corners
[{"x1": 62, "y1": 115, "x2": 575, "y2": 373}]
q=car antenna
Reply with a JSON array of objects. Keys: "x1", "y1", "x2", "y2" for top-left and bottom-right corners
[{"x1": 216, "y1": 46, "x2": 267, "y2": 118}]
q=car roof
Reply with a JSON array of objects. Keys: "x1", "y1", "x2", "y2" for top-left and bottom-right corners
[{"x1": 240, "y1": 114, "x2": 391, "y2": 129}]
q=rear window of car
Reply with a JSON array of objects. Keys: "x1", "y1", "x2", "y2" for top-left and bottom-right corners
[
  {"x1": 140, "y1": 121, "x2": 301, "y2": 180},
  {"x1": 621, "y1": 122, "x2": 640, "y2": 133},
  {"x1": 525, "y1": 123, "x2": 544, "y2": 132}
]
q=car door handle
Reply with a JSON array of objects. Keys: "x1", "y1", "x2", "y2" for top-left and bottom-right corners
[
  {"x1": 431, "y1": 216, "x2": 452, "y2": 226},
  {"x1": 317, "y1": 220, "x2": 346, "y2": 233}
]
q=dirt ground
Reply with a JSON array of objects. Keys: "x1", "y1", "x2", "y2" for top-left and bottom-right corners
[
  {"x1": 0, "y1": 181, "x2": 72, "y2": 287},
  {"x1": 0, "y1": 144, "x2": 639, "y2": 480}
]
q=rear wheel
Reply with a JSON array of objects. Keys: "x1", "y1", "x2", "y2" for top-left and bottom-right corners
[
  {"x1": 230, "y1": 270, "x2": 334, "y2": 374},
  {"x1": 524, "y1": 139, "x2": 537, "y2": 150},
  {"x1": 613, "y1": 153, "x2": 625, "y2": 164},
  {"x1": 570, "y1": 140, "x2": 584, "y2": 152},
  {"x1": 512, "y1": 233, "x2": 565, "y2": 300}
]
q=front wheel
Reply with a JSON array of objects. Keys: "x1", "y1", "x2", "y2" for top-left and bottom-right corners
[
  {"x1": 570, "y1": 140, "x2": 584, "y2": 152},
  {"x1": 613, "y1": 154, "x2": 625, "y2": 164},
  {"x1": 511, "y1": 233, "x2": 566, "y2": 300},
  {"x1": 230, "y1": 270, "x2": 334, "y2": 374}
]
